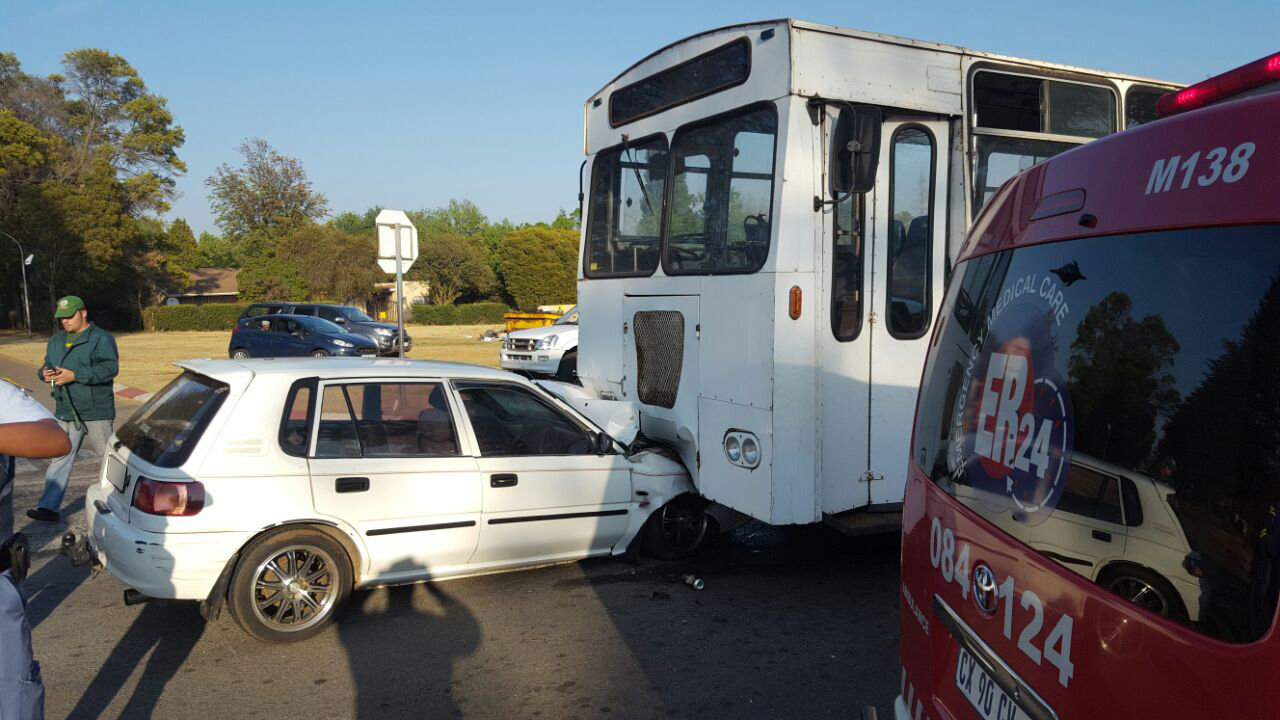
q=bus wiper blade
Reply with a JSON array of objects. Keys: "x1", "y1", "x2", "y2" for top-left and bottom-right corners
[{"x1": 621, "y1": 134, "x2": 656, "y2": 219}]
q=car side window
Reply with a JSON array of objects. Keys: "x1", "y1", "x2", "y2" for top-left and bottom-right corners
[
  {"x1": 276, "y1": 319, "x2": 303, "y2": 335},
  {"x1": 454, "y1": 383, "x2": 592, "y2": 456},
  {"x1": 279, "y1": 379, "x2": 315, "y2": 457},
  {"x1": 313, "y1": 383, "x2": 459, "y2": 458},
  {"x1": 295, "y1": 306, "x2": 317, "y2": 317},
  {"x1": 1056, "y1": 464, "x2": 1124, "y2": 525},
  {"x1": 317, "y1": 307, "x2": 344, "y2": 323},
  {"x1": 316, "y1": 386, "x2": 361, "y2": 457}
]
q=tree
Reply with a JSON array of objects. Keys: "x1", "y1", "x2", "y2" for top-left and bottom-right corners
[
  {"x1": 205, "y1": 138, "x2": 327, "y2": 240},
  {"x1": 276, "y1": 224, "x2": 383, "y2": 303},
  {"x1": 237, "y1": 254, "x2": 308, "y2": 302},
  {"x1": 416, "y1": 199, "x2": 488, "y2": 237},
  {"x1": 498, "y1": 227, "x2": 577, "y2": 309},
  {"x1": 192, "y1": 231, "x2": 251, "y2": 268},
  {"x1": 1068, "y1": 291, "x2": 1181, "y2": 468},
  {"x1": 408, "y1": 233, "x2": 497, "y2": 305},
  {"x1": 166, "y1": 218, "x2": 200, "y2": 271}
]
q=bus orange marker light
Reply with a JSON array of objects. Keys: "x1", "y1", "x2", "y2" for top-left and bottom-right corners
[{"x1": 789, "y1": 286, "x2": 802, "y2": 320}]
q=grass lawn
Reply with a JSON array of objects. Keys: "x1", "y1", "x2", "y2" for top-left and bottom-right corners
[{"x1": 0, "y1": 324, "x2": 504, "y2": 394}]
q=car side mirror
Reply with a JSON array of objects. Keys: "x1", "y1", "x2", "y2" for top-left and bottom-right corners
[
  {"x1": 333, "y1": 316, "x2": 346, "y2": 324},
  {"x1": 591, "y1": 431, "x2": 614, "y2": 455},
  {"x1": 830, "y1": 104, "x2": 882, "y2": 195}
]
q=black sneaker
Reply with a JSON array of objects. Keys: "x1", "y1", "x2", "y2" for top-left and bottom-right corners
[{"x1": 25, "y1": 508, "x2": 59, "y2": 523}]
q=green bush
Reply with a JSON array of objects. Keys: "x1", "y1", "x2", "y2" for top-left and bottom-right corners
[
  {"x1": 410, "y1": 302, "x2": 509, "y2": 325},
  {"x1": 144, "y1": 303, "x2": 249, "y2": 331},
  {"x1": 498, "y1": 227, "x2": 577, "y2": 309}
]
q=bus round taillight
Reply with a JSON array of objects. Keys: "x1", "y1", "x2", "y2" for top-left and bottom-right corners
[{"x1": 134, "y1": 477, "x2": 205, "y2": 516}]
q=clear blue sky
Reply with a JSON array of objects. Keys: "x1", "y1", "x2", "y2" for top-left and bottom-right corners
[{"x1": 3, "y1": 0, "x2": 1276, "y2": 237}]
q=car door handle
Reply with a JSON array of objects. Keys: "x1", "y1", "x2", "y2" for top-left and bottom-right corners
[
  {"x1": 1092, "y1": 530, "x2": 1112, "y2": 542},
  {"x1": 336, "y1": 476, "x2": 370, "y2": 493},
  {"x1": 490, "y1": 473, "x2": 518, "y2": 488}
]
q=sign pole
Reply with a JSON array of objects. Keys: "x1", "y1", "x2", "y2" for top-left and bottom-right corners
[{"x1": 395, "y1": 224, "x2": 406, "y2": 358}]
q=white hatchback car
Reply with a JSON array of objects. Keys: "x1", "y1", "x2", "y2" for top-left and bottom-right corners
[{"x1": 82, "y1": 358, "x2": 708, "y2": 642}]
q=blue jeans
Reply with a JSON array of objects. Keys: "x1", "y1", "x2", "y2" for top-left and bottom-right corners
[{"x1": 38, "y1": 419, "x2": 113, "y2": 514}]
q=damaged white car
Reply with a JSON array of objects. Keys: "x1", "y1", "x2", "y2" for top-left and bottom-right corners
[{"x1": 74, "y1": 358, "x2": 711, "y2": 642}]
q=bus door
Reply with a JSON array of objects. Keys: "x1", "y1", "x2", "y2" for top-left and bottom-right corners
[
  {"x1": 621, "y1": 293, "x2": 700, "y2": 477},
  {"x1": 818, "y1": 103, "x2": 874, "y2": 513},
  {"x1": 866, "y1": 115, "x2": 949, "y2": 504}
]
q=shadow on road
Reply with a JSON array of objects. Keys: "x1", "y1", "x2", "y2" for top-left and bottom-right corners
[
  {"x1": 337, "y1": 560, "x2": 480, "y2": 719},
  {"x1": 64, "y1": 601, "x2": 204, "y2": 720}
]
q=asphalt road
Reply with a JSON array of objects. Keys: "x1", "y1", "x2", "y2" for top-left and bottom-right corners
[{"x1": 5, "y1": 354, "x2": 904, "y2": 719}]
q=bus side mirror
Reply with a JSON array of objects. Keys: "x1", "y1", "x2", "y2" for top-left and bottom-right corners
[{"x1": 830, "y1": 105, "x2": 882, "y2": 195}]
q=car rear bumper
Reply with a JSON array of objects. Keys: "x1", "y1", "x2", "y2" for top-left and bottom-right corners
[{"x1": 85, "y1": 483, "x2": 250, "y2": 600}]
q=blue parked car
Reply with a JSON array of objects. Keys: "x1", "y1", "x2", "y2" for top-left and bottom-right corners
[{"x1": 228, "y1": 314, "x2": 378, "y2": 358}]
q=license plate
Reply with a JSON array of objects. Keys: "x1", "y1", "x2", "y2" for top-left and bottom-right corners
[
  {"x1": 954, "y1": 646, "x2": 1031, "y2": 720},
  {"x1": 104, "y1": 454, "x2": 127, "y2": 492}
]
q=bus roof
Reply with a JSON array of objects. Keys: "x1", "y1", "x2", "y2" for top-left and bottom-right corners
[
  {"x1": 589, "y1": 18, "x2": 1179, "y2": 103},
  {"x1": 961, "y1": 90, "x2": 1279, "y2": 263}
]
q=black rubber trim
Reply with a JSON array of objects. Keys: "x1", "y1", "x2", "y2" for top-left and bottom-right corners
[
  {"x1": 488, "y1": 509, "x2": 627, "y2": 526},
  {"x1": 1040, "y1": 551, "x2": 1093, "y2": 568},
  {"x1": 366, "y1": 520, "x2": 476, "y2": 537}
]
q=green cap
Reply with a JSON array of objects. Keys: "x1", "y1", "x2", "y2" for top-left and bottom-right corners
[{"x1": 54, "y1": 295, "x2": 85, "y2": 318}]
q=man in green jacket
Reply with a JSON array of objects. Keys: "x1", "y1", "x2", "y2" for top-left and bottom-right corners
[{"x1": 26, "y1": 295, "x2": 119, "y2": 523}]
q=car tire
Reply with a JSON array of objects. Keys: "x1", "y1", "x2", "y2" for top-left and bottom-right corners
[
  {"x1": 1098, "y1": 563, "x2": 1188, "y2": 623},
  {"x1": 556, "y1": 350, "x2": 578, "y2": 383},
  {"x1": 310, "y1": 349, "x2": 329, "y2": 358},
  {"x1": 230, "y1": 348, "x2": 250, "y2": 359},
  {"x1": 644, "y1": 494, "x2": 716, "y2": 561},
  {"x1": 227, "y1": 528, "x2": 353, "y2": 643}
]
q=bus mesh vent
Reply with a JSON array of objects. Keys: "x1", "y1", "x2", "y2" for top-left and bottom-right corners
[{"x1": 633, "y1": 310, "x2": 684, "y2": 409}]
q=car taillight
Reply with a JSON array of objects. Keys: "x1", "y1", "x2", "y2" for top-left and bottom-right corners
[
  {"x1": 133, "y1": 477, "x2": 205, "y2": 516},
  {"x1": 1157, "y1": 51, "x2": 1280, "y2": 117}
]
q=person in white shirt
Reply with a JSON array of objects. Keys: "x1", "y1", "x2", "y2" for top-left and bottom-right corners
[{"x1": 0, "y1": 377, "x2": 69, "y2": 720}]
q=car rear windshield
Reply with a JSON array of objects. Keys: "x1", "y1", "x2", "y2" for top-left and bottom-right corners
[
  {"x1": 115, "y1": 371, "x2": 229, "y2": 468},
  {"x1": 913, "y1": 225, "x2": 1280, "y2": 643}
]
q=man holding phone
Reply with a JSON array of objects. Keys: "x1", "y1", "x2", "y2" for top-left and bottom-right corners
[{"x1": 26, "y1": 295, "x2": 118, "y2": 523}]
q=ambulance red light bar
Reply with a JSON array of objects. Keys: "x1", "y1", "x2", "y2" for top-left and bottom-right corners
[{"x1": 1157, "y1": 51, "x2": 1280, "y2": 117}]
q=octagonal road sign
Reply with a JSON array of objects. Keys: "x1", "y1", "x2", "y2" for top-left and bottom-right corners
[{"x1": 375, "y1": 209, "x2": 419, "y2": 274}]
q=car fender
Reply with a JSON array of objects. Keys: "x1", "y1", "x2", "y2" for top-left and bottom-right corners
[
  {"x1": 206, "y1": 517, "x2": 370, "y2": 616},
  {"x1": 612, "y1": 448, "x2": 697, "y2": 555}
]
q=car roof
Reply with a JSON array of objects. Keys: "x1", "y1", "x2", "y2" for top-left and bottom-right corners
[{"x1": 178, "y1": 357, "x2": 519, "y2": 383}]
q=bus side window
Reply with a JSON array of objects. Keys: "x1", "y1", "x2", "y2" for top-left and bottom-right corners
[
  {"x1": 831, "y1": 192, "x2": 863, "y2": 341},
  {"x1": 887, "y1": 126, "x2": 935, "y2": 339}
]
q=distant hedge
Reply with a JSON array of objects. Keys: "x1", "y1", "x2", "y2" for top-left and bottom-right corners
[
  {"x1": 143, "y1": 303, "x2": 249, "y2": 331},
  {"x1": 410, "y1": 302, "x2": 509, "y2": 325}
]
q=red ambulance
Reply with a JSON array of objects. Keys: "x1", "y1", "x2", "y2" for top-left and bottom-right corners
[{"x1": 897, "y1": 52, "x2": 1280, "y2": 720}]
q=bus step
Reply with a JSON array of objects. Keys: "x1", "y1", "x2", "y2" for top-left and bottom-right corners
[{"x1": 823, "y1": 507, "x2": 902, "y2": 537}]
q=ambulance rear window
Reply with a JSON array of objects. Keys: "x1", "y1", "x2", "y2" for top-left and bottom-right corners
[{"x1": 914, "y1": 225, "x2": 1280, "y2": 643}]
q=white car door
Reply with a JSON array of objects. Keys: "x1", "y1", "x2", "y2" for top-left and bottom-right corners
[
  {"x1": 453, "y1": 381, "x2": 633, "y2": 568},
  {"x1": 307, "y1": 379, "x2": 482, "y2": 583}
]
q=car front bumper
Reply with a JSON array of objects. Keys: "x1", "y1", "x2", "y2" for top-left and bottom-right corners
[
  {"x1": 85, "y1": 483, "x2": 250, "y2": 601},
  {"x1": 376, "y1": 334, "x2": 412, "y2": 355},
  {"x1": 500, "y1": 350, "x2": 563, "y2": 375}
]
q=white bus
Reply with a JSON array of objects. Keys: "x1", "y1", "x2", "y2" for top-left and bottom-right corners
[{"x1": 574, "y1": 19, "x2": 1178, "y2": 529}]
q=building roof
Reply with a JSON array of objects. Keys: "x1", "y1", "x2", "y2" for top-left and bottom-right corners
[{"x1": 174, "y1": 268, "x2": 240, "y2": 297}]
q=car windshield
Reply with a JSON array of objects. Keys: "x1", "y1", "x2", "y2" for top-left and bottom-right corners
[
  {"x1": 340, "y1": 307, "x2": 374, "y2": 323},
  {"x1": 303, "y1": 316, "x2": 346, "y2": 334},
  {"x1": 554, "y1": 306, "x2": 578, "y2": 325}
]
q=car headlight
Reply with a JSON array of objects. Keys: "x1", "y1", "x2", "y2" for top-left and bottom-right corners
[
  {"x1": 538, "y1": 335, "x2": 559, "y2": 350},
  {"x1": 741, "y1": 437, "x2": 760, "y2": 467},
  {"x1": 375, "y1": 328, "x2": 393, "y2": 336},
  {"x1": 331, "y1": 339, "x2": 354, "y2": 348}
]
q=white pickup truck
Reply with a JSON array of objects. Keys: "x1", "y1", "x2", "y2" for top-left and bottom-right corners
[{"x1": 500, "y1": 306, "x2": 578, "y2": 381}]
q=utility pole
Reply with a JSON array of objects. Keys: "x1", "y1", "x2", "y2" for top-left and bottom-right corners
[{"x1": 0, "y1": 230, "x2": 32, "y2": 338}]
